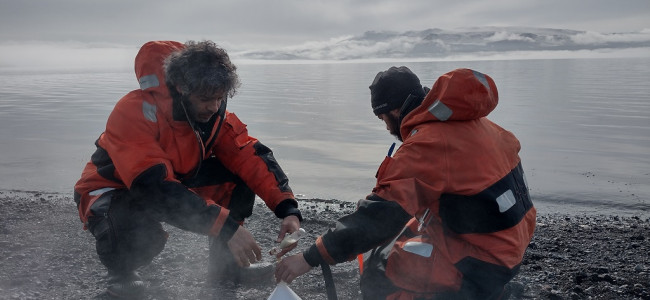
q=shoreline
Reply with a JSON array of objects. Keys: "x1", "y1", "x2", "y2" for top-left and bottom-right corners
[
  {"x1": 3, "y1": 187, "x2": 648, "y2": 219},
  {"x1": 0, "y1": 190, "x2": 648, "y2": 299}
]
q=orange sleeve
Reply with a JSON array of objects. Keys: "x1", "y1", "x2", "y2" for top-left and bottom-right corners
[
  {"x1": 213, "y1": 112, "x2": 294, "y2": 210},
  {"x1": 372, "y1": 127, "x2": 449, "y2": 217}
]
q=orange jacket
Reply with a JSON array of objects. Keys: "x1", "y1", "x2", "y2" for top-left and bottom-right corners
[
  {"x1": 74, "y1": 41, "x2": 297, "y2": 238},
  {"x1": 304, "y1": 69, "x2": 535, "y2": 298}
]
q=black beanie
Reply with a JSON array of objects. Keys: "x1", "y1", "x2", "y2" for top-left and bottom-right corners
[{"x1": 369, "y1": 66, "x2": 423, "y2": 116}]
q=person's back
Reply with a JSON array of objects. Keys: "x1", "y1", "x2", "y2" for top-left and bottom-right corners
[
  {"x1": 275, "y1": 67, "x2": 535, "y2": 300},
  {"x1": 371, "y1": 68, "x2": 535, "y2": 299}
]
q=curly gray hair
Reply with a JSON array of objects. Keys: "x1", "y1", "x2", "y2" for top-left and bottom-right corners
[{"x1": 164, "y1": 40, "x2": 240, "y2": 99}]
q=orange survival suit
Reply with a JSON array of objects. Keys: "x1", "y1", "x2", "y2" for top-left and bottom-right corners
[
  {"x1": 303, "y1": 69, "x2": 535, "y2": 299},
  {"x1": 74, "y1": 41, "x2": 299, "y2": 240}
]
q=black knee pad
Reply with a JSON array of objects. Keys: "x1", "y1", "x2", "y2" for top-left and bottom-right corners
[
  {"x1": 228, "y1": 182, "x2": 255, "y2": 222},
  {"x1": 87, "y1": 190, "x2": 167, "y2": 272},
  {"x1": 121, "y1": 219, "x2": 167, "y2": 270},
  {"x1": 87, "y1": 216, "x2": 119, "y2": 270}
]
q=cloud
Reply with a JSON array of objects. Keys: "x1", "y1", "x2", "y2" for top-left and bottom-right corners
[
  {"x1": 274, "y1": 35, "x2": 427, "y2": 60},
  {"x1": 571, "y1": 30, "x2": 650, "y2": 45},
  {"x1": 0, "y1": 41, "x2": 135, "y2": 70},
  {"x1": 2, "y1": 0, "x2": 649, "y2": 49},
  {"x1": 236, "y1": 27, "x2": 650, "y2": 61},
  {"x1": 485, "y1": 31, "x2": 535, "y2": 43},
  {"x1": 3, "y1": 26, "x2": 650, "y2": 71}
]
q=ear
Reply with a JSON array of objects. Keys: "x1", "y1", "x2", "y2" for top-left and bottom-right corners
[{"x1": 389, "y1": 108, "x2": 401, "y2": 119}]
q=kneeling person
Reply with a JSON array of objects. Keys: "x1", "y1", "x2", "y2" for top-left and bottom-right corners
[
  {"x1": 275, "y1": 67, "x2": 535, "y2": 300},
  {"x1": 74, "y1": 40, "x2": 302, "y2": 297}
]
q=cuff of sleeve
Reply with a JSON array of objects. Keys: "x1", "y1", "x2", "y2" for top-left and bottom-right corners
[
  {"x1": 303, "y1": 244, "x2": 323, "y2": 267},
  {"x1": 274, "y1": 199, "x2": 303, "y2": 222},
  {"x1": 209, "y1": 207, "x2": 240, "y2": 241},
  {"x1": 218, "y1": 216, "x2": 240, "y2": 241}
]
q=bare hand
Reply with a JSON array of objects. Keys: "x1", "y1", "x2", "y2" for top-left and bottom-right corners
[
  {"x1": 227, "y1": 226, "x2": 262, "y2": 267},
  {"x1": 277, "y1": 215, "x2": 301, "y2": 242},
  {"x1": 274, "y1": 215, "x2": 301, "y2": 258},
  {"x1": 274, "y1": 253, "x2": 312, "y2": 283}
]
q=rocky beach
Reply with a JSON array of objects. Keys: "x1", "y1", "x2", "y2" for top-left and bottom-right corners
[{"x1": 0, "y1": 190, "x2": 648, "y2": 299}]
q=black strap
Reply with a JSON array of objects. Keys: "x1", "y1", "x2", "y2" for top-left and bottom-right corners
[
  {"x1": 204, "y1": 99, "x2": 227, "y2": 151},
  {"x1": 180, "y1": 100, "x2": 227, "y2": 181},
  {"x1": 321, "y1": 263, "x2": 338, "y2": 300}
]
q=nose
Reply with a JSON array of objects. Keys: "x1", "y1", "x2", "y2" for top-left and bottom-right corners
[{"x1": 207, "y1": 99, "x2": 221, "y2": 113}]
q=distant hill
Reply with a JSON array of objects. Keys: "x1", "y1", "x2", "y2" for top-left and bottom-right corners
[{"x1": 236, "y1": 27, "x2": 650, "y2": 60}]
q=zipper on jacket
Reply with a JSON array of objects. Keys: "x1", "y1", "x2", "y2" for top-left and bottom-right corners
[{"x1": 180, "y1": 99, "x2": 227, "y2": 180}]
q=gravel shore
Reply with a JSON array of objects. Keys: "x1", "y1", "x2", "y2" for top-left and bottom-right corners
[{"x1": 0, "y1": 190, "x2": 648, "y2": 299}]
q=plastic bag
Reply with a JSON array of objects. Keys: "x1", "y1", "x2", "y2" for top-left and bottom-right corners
[
  {"x1": 267, "y1": 281, "x2": 302, "y2": 300},
  {"x1": 269, "y1": 228, "x2": 306, "y2": 256}
]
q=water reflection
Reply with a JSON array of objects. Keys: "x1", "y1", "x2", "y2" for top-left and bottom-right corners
[{"x1": 0, "y1": 58, "x2": 648, "y2": 216}]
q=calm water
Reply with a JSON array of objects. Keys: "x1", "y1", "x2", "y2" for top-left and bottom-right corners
[{"x1": 1, "y1": 58, "x2": 649, "y2": 217}]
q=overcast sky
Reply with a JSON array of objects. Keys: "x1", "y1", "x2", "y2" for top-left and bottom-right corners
[{"x1": 1, "y1": 0, "x2": 649, "y2": 68}]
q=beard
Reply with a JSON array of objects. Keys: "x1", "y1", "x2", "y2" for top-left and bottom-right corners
[
  {"x1": 171, "y1": 90, "x2": 198, "y2": 123},
  {"x1": 180, "y1": 98, "x2": 198, "y2": 122},
  {"x1": 178, "y1": 95, "x2": 208, "y2": 123},
  {"x1": 385, "y1": 113, "x2": 403, "y2": 142}
]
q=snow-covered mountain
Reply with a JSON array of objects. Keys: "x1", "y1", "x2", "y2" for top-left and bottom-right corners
[{"x1": 236, "y1": 27, "x2": 650, "y2": 60}]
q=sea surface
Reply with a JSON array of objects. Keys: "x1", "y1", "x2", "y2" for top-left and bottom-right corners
[{"x1": 1, "y1": 57, "x2": 649, "y2": 217}]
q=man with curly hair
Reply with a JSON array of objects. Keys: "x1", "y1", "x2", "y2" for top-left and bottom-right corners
[{"x1": 74, "y1": 40, "x2": 302, "y2": 298}]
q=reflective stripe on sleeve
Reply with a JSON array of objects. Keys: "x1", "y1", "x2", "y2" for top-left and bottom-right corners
[
  {"x1": 88, "y1": 187, "x2": 116, "y2": 196},
  {"x1": 142, "y1": 101, "x2": 157, "y2": 122}
]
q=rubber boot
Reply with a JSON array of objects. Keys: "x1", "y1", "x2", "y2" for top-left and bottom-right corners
[
  {"x1": 208, "y1": 236, "x2": 241, "y2": 284},
  {"x1": 106, "y1": 270, "x2": 145, "y2": 299}
]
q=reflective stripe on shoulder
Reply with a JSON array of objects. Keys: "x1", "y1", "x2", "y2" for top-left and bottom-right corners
[
  {"x1": 428, "y1": 99, "x2": 452, "y2": 121},
  {"x1": 139, "y1": 74, "x2": 159, "y2": 90},
  {"x1": 142, "y1": 101, "x2": 157, "y2": 122},
  {"x1": 403, "y1": 240, "x2": 433, "y2": 257},
  {"x1": 472, "y1": 70, "x2": 490, "y2": 91}
]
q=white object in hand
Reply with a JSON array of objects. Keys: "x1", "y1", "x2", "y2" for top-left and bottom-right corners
[
  {"x1": 270, "y1": 228, "x2": 306, "y2": 255},
  {"x1": 267, "y1": 281, "x2": 302, "y2": 300}
]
